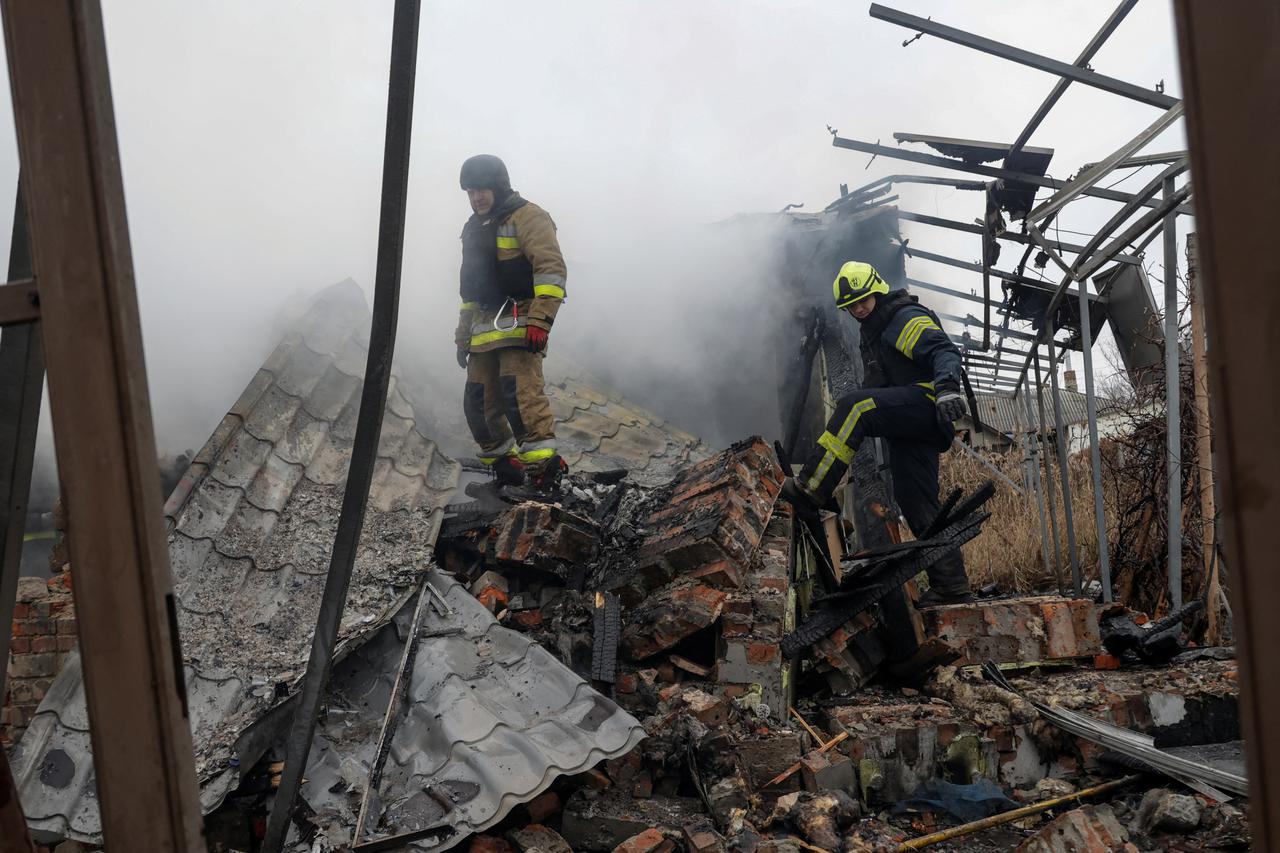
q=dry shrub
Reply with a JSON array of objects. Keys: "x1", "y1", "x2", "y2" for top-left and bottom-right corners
[{"x1": 938, "y1": 446, "x2": 1112, "y2": 593}]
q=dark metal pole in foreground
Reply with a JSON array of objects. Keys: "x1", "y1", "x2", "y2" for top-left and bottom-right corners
[
  {"x1": 1044, "y1": 339, "x2": 1082, "y2": 594},
  {"x1": 262, "y1": 2, "x2": 421, "y2": 848},
  {"x1": 0, "y1": 184, "x2": 41, "y2": 699},
  {"x1": 1078, "y1": 276, "x2": 1112, "y2": 601},
  {"x1": 1163, "y1": 177, "x2": 1183, "y2": 610}
]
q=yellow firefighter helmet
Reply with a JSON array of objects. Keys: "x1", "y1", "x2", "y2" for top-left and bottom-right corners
[{"x1": 833, "y1": 261, "x2": 890, "y2": 309}]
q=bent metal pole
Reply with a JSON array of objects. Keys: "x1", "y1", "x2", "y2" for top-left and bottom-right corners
[{"x1": 262, "y1": 2, "x2": 421, "y2": 849}]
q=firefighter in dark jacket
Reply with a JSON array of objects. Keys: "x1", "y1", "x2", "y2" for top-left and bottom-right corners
[
  {"x1": 456, "y1": 154, "x2": 567, "y2": 489},
  {"x1": 783, "y1": 261, "x2": 973, "y2": 606}
]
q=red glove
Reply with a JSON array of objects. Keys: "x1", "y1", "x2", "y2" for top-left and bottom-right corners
[{"x1": 526, "y1": 326, "x2": 549, "y2": 353}]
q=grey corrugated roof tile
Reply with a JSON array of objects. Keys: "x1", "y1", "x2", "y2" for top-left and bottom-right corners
[
  {"x1": 308, "y1": 567, "x2": 644, "y2": 850},
  {"x1": 392, "y1": 430, "x2": 437, "y2": 479},
  {"x1": 301, "y1": 365, "x2": 361, "y2": 422},
  {"x1": 167, "y1": 531, "x2": 216, "y2": 586},
  {"x1": 17, "y1": 281, "x2": 462, "y2": 846},
  {"x1": 173, "y1": 549, "x2": 249, "y2": 618},
  {"x1": 368, "y1": 460, "x2": 427, "y2": 513},
  {"x1": 329, "y1": 396, "x2": 360, "y2": 442},
  {"x1": 174, "y1": 477, "x2": 246, "y2": 541},
  {"x1": 376, "y1": 411, "x2": 415, "y2": 459},
  {"x1": 597, "y1": 427, "x2": 670, "y2": 467},
  {"x1": 242, "y1": 384, "x2": 305, "y2": 445},
  {"x1": 560, "y1": 408, "x2": 625, "y2": 441},
  {"x1": 229, "y1": 369, "x2": 275, "y2": 420},
  {"x1": 595, "y1": 400, "x2": 650, "y2": 428},
  {"x1": 557, "y1": 423, "x2": 604, "y2": 454},
  {"x1": 214, "y1": 501, "x2": 280, "y2": 560},
  {"x1": 192, "y1": 416, "x2": 240, "y2": 468},
  {"x1": 274, "y1": 340, "x2": 334, "y2": 399},
  {"x1": 244, "y1": 453, "x2": 307, "y2": 514},
  {"x1": 261, "y1": 336, "x2": 295, "y2": 374},
  {"x1": 549, "y1": 396, "x2": 576, "y2": 422},
  {"x1": 304, "y1": 434, "x2": 352, "y2": 486},
  {"x1": 273, "y1": 408, "x2": 330, "y2": 467},
  {"x1": 209, "y1": 429, "x2": 275, "y2": 490},
  {"x1": 331, "y1": 334, "x2": 368, "y2": 379},
  {"x1": 387, "y1": 379, "x2": 416, "y2": 421}
]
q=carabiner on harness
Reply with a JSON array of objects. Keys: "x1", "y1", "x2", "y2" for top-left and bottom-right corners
[{"x1": 492, "y1": 297, "x2": 519, "y2": 332}]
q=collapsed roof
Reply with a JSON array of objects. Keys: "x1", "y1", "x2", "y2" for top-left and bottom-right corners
[{"x1": 11, "y1": 281, "x2": 650, "y2": 847}]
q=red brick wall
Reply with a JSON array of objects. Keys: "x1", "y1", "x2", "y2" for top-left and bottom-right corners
[{"x1": 3, "y1": 571, "x2": 75, "y2": 746}]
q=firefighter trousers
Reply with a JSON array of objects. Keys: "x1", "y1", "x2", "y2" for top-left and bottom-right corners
[
  {"x1": 798, "y1": 383, "x2": 970, "y2": 595},
  {"x1": 464, "y1": 348, "x2": 557, "y2": 469}
]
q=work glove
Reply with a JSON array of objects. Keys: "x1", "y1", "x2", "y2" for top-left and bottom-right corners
[
  {"x1": 526, "y1": 326, "x2": 549, "y2": 353},
  {"x1": 456, "y1": 347, "x2": 469, "y2": 370},
  {"x1": 935, "y1": 383, "x2": 968, "y2": 423}
]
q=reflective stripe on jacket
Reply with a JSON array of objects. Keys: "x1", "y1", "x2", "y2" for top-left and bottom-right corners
[
  {"x1": 456, "y1": 201, "x2": 567, "y2": 353},
  {"x1": 858, "y1": 289, "x2": 962, "y2": 390}
]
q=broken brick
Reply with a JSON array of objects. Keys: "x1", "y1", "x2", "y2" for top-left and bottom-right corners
[
  {"x1": 506, "y1": 824, "x2": 572, "y2": 853},
  {"x1": 511, "y1": 608, "x2": 544, "y2": 630},
  {"x1": 470, "y1": 570, "x2": 509, "y2": 613},
  {"x1": 925, "y1": 596, "x2": 1103, "y2": 666},
  {"x1": 611, "y1": 829, "x2": 672, "y2": 853},
  {"x1": 679, "y1": 688, "x2": 730, "y2": 727},
  {"x1": 1015, "y1": 804, "x2": 1138, "y2": 853},
  {"x1": 626, "y1": 439, "x2": 782, "y2": 597},
  {"x1": 578, "y1": 768, "x2": 612, "y2": 789},
  {"x1": 688, "y1": 559, "x2": 744, "y2": 589},
  {"x1": 683, "y1": 820, "x2": 727, "y2": 853},
  {"x1": 523, "y1": 791, "x2": 562, "y2": 823},
  {"x1": 620, "y1": 584, "x2": 726, "y2": 660},
  {"x1": 606, "y1": 750, "x2": 643, "y2": 787},
  {"x1": 669, "y1": 654, "x2": 713, "y2": 678},
  {"x1": 468, "y1": 836, "x2": 514, "y2": 853},
  {"x1": 487, "y1": 501, "x2": 599, "y2": 567}
]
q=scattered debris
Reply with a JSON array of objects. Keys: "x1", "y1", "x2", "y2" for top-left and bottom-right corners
[{"x1": 1014, "y1": 804, "x2": 1137, "y2": 853}]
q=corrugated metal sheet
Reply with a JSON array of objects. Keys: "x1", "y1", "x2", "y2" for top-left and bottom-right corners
[
  {"x1": 967, "y1": 389, "x2": 1101, "y2": 435},
  {"x1": 12, "y1": 281, "x2": 463, "y2": 845},
  {"x1": 305, "y1": 566, "x2": 645, "y2": 850}
]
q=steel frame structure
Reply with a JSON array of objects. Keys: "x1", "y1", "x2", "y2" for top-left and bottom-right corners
[{"x1": 827, "y1": 2, "x2": 1201, "y2": 612}]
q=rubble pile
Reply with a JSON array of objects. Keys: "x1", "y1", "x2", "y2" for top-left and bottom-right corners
[{"x1": 426, "y1": 436, "x2": 1249, "y2": 852}]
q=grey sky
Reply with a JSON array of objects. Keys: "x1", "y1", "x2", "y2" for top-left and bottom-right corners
[{"x1": 0, "y1": 1, "x2": 1188, "y2": 455}]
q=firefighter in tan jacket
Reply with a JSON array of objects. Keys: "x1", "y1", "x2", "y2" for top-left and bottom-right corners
[{"x1": 456, "y1": 154, "x2": 567, "y2": 489}]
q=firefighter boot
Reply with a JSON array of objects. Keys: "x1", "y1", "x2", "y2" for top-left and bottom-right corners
[
  {"x1": 916, "y1": 549, "x2": 972, "y2": 606},
  {"x1": 528, "y1": 454, "x2": 568, "y2": 493},
  {"x1": 491, "y1": 454, "x2": 526, "y2": 487}
]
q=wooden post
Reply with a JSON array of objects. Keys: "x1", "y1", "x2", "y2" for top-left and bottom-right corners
[{"x1": 1186, "y1": 234, "x2": 1221, "y2": 643}]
